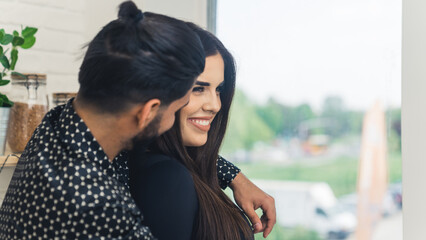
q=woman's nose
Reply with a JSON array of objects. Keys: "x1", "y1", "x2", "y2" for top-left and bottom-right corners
[{"x1": 203, "y1": 91, "x2": 221, "y2": 113}]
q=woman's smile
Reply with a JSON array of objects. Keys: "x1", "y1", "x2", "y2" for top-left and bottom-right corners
[{"x1": 187, "y1": 117, "x2": 213, "y2": 131}]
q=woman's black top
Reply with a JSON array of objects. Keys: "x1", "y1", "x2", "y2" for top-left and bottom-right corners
[
  {"x1": 129, "y1": 153, "x2": 198, "y2": 240},
  {"x1": 129, "y1": 152, "x2": 254, "y2": 240}
]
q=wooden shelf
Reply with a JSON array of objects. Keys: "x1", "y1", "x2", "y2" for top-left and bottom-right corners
[{"x1": 0, "y1": 145, "x2": 20, "y2": 167}]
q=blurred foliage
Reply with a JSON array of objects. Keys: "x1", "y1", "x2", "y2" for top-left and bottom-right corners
[
  {"x1": 386, "y1": 108, "x2": 401, "y2": 151},
  {"x1": 222, "y1": 90, "x2": 274, "y2": 153},
  {"x1": 282, "y1": 103, "x2": 316, "y2": 137},
  {"x1": 221, "y1": 90, "x2": 370, "y2": 154},
  {"x1": 320, "y1": 96, "x2": 363, "y2": 137},
  {"x1": 221, "y1": 91, "x2": 401, "y2": 240},
  {"x1": 255, "y1": 98, "x2": 286, "y2": 136},
  {"x1": 255, "y1": 226, "x2": 322, "y2": 240},
  {"x1": 255, "y1": 98, "x2": 316, "y2": 138},
  {"x1": 236, "y1": 151, "x2": 402, "y2": 197}
]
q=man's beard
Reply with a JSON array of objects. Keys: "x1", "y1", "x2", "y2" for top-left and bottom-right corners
[
  {"x1": 127, "y1": 112, "x2": 162, "y2": 152},
  {"x1": 127, "y1": 112, "x2": 163, "y2": 178}
]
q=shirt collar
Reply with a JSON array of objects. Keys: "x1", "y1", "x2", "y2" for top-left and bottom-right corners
[
  {"x1": 56, "y1": 98, "x2": 130, "y2": 185},
  {"x1": 58, "y1": 98, "x2": 113, "y2": 170}
]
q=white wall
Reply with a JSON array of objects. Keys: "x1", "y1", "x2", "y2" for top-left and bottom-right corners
[
  {"x1": 0, "y1": 0, "x2": 87, "y2": 97},
  {"x1": 85, "y1": 0, "x2": 207, "y2": 41},
  {"x1": 0, "y1": 0, "x2": 207, "y2": 104},
  {"x1": 142, "y1": 0, "x2": 207, "y2": 27},
  {"x1": 402, "y1": 0, "x2": 426, "y2": 239}
]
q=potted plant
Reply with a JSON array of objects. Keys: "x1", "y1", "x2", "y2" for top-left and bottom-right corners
[{"x1": 0, "y1": 26, "x2": 37, "y2": 155}]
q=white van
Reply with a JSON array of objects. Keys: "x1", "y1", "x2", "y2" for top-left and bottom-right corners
[{"x1": 253, "y1": 180, "x2": 357, "y2": 239}]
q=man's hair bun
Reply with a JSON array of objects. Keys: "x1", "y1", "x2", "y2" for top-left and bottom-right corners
[{"x1": 118, "y1": 1, "x2": 143, "y2": 23}]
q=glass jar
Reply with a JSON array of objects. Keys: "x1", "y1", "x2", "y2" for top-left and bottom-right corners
[
  {"x1": 52, "y1": 92, "x2": 77, "y2": 107},
  {"x1": 7, "y1": 73, "x2": 48, "y2": 152}
]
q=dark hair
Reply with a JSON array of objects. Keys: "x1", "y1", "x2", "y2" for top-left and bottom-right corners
[
  {"x1": 77, "y1": 1, "x2": 205, "y2": 113},
  {"x1": 152, "y1": 23, "x2": 253, "y2": 240}
]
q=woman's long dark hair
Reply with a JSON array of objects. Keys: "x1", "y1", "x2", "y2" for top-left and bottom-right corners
[{"x1": 150, "y1": 23, "x2": 253, "y2": 240}]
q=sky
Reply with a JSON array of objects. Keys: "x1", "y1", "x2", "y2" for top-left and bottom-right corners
[{"x1": 217, "y1": 0, "x2": 401, "y2": 111}]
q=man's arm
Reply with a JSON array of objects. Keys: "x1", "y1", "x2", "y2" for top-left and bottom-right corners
[
  {"x1": 216, "y1": 156, "x2": 276, "y2": 238},
  {"x1": 230, "y1": 172, "x2": 276, "y2": 238},
  {"x1": 217, "y1": 155, "x2": 241, "y2": 189}
]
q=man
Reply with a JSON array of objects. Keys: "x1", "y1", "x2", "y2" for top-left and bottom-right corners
[{"x1": 0, "y1": 1, "x2": 275, "y2": 239}]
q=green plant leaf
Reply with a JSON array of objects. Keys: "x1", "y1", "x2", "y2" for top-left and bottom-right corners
[
  {"x1": 0, "y1": 94, "x2": 6, "y2": 106},
  {"x1": 21, "y1": 36, "x2": 36, "y2": 49},
  {"x1": 12, "y1": 36, "x2": 24, "y2": 47},
  {"x1": 0, "y1": 80, "x2": 10, "y2": 86},
  {"x1": 0, "y1": 34, "x2": 13, "y2": 45},
  {"x1": 13, "y1": 30, "x2": 19, "y2": 37},
  {"x1": 0, "y1": 55, "x2": 10, "y2": 69},
  {"x1": 22, "y1": 27, "x2": 37, "y2": 38},
  {"x1": 0, "y1": 31, "x2": 4, "y2": 42},
  {"x1": 0, "y1": 46, "x2": 2, "y2": 55},
  {"x1": 1, "y1": 94, "x2": 13, "y2": 107},
  {"x1": 10, "y1": 48, "x2": 18, "y2": 70}
]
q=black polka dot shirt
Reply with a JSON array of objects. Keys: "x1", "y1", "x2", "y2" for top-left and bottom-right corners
[
  {"x1": 0, "y1": 99, "x2": 240, "y2": 239},
  {"x1": 217, "y1": 156, "x2": 241, "y2": 190}
]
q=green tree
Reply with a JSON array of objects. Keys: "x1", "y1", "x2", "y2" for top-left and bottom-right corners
[
  {"x1": 255, "y1": 226, "x2": 322, "y2": 240},
  {"x1": 255, "y1": 98, "x2": 286, "y2": 136},
  {"x1": 320, "y1": 96, "x2": 363, "y2": 138},
  {"x1": 281, "y1": 103, "x2": 316, "y2": 138},
  {"x1": 221, "y1": 90, "x2": 274, "y2": 153}
]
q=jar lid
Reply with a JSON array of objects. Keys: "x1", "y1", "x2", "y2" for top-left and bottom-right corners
[
  {"x1": 52, "y1": 92, "x2": 77, "y2": 98},
  {"x1": 52, "y1": 92, "x2": 77, "y2": 106},
  {"x1": 11, "y1": 73, "x2": 47, "y2": 85},
  {"x1": 11, "y1": 73, "x2": 47, "y2": 81}
]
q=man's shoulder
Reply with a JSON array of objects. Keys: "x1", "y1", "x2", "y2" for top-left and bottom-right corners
[{"x1": 21, "y1": 104, "x2": 66, "y2": 150}]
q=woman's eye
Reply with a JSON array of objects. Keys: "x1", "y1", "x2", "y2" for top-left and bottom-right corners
[{"x1": 192, "y1": 87, "x2": 204, "y2": 93}]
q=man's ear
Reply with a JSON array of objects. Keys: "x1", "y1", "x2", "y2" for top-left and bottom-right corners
[{"x1": 137, "y1": 99, "x2": 161, "y2": 130}]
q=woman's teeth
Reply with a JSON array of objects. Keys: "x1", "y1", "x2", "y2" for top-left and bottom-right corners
[{"x1": 190, "y1": 119, "x2": 209, "y2": 126}]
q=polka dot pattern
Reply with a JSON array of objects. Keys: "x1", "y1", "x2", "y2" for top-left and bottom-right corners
[
  {"x1": 0, "y1": 100, "x2": 154, "y2": 239},
  {"x1": 217, "y1": 155, "x2": 241, "y2": 190}
]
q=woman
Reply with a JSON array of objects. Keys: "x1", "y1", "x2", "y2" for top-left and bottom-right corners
[{"x1": 129, "y1": 23, "x2": 254, "y2": 240}]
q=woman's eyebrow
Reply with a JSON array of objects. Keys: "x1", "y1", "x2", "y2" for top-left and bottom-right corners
[{"x1": 195, "y1": 81, "x2": 210, "y2": 86}]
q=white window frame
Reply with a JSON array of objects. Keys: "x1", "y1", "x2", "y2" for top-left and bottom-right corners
[{"x1": 402, "y1": 0, "x2": 426, "y2": 238}]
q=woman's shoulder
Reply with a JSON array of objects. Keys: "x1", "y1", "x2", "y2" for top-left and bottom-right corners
[
  {"x1": 142, "y1": 153, "x2": 190, "y2": 175},
  {"x1": 132, "y1": 152, "x2": 194, "y2": 189},
  {"x1": 130, "y1": 153, "x2": 198, "y2": 240}
]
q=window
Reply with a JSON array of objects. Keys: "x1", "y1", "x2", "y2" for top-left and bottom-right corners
[{"x1": 217, "y1": 0, "x2": 402, "y2": 239}]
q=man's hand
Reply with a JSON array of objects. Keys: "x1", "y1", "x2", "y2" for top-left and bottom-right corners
[{"x1": 229, "y1": 172, "x2": 276, "y2": 238}]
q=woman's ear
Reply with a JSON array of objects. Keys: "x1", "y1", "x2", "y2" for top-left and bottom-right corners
[{"x1": 137, "y1": 99, "x2": 161, "y2": 130}]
